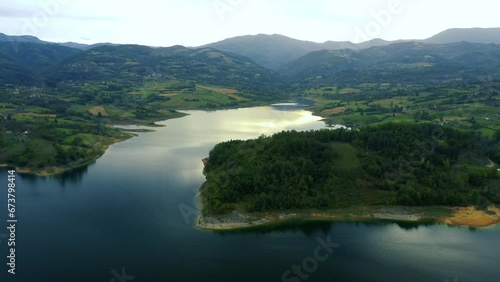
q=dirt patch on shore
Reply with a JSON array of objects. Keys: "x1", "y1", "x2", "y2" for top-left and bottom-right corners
[{"x1": 444, "y1": 206, "x2": 500, "y2": 227}]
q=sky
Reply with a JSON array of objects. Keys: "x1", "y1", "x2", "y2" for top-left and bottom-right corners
[{"x1": 1, "y1": 0, "x2": 499, "y2": 47}]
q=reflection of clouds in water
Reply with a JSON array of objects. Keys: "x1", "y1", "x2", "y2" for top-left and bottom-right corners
[
  {"x1": 168, "y1": 107, "x2": 327, "y2": 183},
  {"x1": 172, "y1": 107, "x2": 327, "y2": 140},
  {"x1": 108, "y1": 106, "x2": 329, "y2": 184},
  {"x1": 259, "y1": 111, "x2": 322, "y2": 130},
  {"x1": 164, "y1": 146, "x2": 207, "y2": 186},
  {"x1": 234, "y1": 109, "x2": 326, "y2": 136}
]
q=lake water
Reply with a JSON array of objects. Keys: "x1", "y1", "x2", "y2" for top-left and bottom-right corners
[{"x1": 1, "y1": 105, "x2": 499, "y2": 282}]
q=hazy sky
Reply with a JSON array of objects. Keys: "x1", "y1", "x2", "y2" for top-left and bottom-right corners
[{"x1": 1, "y1": 0, "x2": 499, "y2": 46}]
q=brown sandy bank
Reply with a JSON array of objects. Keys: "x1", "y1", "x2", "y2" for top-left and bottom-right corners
[{"x1": 443, "y1": 206, "x2": 500, "y2": 228}]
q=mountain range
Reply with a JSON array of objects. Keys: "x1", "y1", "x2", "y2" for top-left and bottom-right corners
[
  {"x1": 202, "y1": 28, "x2": 500, "y2": 70},
  {"x1": 1, "y1": 27, "x2": 500, "y2": 90},
  {"x1": 281, "y1": 41, "x2": 500, "y2": 86},
  {"x1": 201, "y1": 35, "x2": 402, "y2": 70}
]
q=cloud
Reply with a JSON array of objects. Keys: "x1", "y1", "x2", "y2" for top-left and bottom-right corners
[
  {"x1": 0, "y1": 3, "x2": 118, "y2": 21},
  {"x1": 0, "y1": 6, "x2": 38, "y2": 18}
]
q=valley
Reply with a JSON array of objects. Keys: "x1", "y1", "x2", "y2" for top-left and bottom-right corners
[
  {"x1": 0, "y1": 28, "x2": 499, "y2": 184},
  {"x1": 0, "y1": 79, "x2": 273, "y2": 175},
  {"x1": 2, "y1": 2, "x2": 500, "y2": 280}
]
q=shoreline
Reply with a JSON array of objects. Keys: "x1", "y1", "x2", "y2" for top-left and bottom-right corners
[
  {"x1": 9, "y1": 135, "x2": 135, "y2": 177},
  {"x1": 1, "y1": 103, "x2": 289, "y2": 177},
  {"x1": 196, "y1": 203, "x2": 500, "y2": 231},
  {"x1": 1, "y1": 111, "x2": 195, "y2": 177},
  {"x1": 196, "y1": 127, "x2": 500, "y2": 231}
]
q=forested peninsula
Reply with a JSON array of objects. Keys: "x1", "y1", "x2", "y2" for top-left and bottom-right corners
[{"x1": 198, "y1": 123, "x2": 500, "y2": 230}]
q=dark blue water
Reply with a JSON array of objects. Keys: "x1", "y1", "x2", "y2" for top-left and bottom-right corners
[{"x1": 1, "y1": 106, "x2": 499, "y2": 282}]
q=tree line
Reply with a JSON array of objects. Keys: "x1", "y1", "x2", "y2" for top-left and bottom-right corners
[{"x1": 202, "y1": 123, "x2": 500, "y2": 214}]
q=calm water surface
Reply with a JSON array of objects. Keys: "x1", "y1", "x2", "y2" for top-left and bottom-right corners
[{"x1": 0, "y1": 105, "x2": 499, "y2": 282}]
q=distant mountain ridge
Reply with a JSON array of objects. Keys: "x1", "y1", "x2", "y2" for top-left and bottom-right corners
[
  {"x1": 1, "y1": 28, "x2": 500, "y2": 90},
  {"x1": 0, "y1": 33, "x2": 45, "y2": 44},
  {"x1": 0, "y1": 40, "x2": 82, "y2": 84},
  {"x1": 280, "y1": 41, "x2": 500, "y2": 87},
  {"x1": 2, "y1": 27, "x2": 500, "y2": 70},
  {"x1": 45, "y1": 44, "x2": 279, "y2": 92},
  {"x1": 200, "y1": 34, "x2": 405, "y2": 70},
  {"x1": 424, "y1": 28, "x2": 500, "y2": 44},
  {"x1": 0, "y1": 40, "x2": 281, "y2": 93},
  {"x1": 0, "y1": 32, "x2": 113, "y2": 50},
  {"x1": 201, "y1": 28, "x2": 500, "y2": 70}
]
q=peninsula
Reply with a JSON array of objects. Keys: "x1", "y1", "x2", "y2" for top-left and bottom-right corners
[{"x1": 197, "y1": 123, "x2": 500, "y2": 230}]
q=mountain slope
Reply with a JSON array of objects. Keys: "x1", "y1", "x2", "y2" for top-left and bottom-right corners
[
  {"x1": 0, "y1": 52, "x2": 37, "y2": 84},
  {"x1": 58, "y1": 42, "x2": 117, "y2": 50},
  {"x1": 0, "y1": 33, "x2": 112, "y2": 51},
  {"x1": 202, "y1": 28, "x2": 500, "y2": 70},
  {"x1": 0, "y1": 42, "x2": 81, "y2": 70},
  {"x1": 46, "y1": 44, "x2": 280, "y2": 93},
  {"x1": 425, "y1": 28, "x2": 500, "y2": 44},
  {"x1": 200, "y1": 34, "x2": 395, "y2": 70},
  {"x1": 0, "y1": 33, "x2": 46, "y2": 44},
  {"x1": 202, "y1": 34, "x2": 331, "y2": 70},
  {"x1": 281, "y1": 42, "x2": 500, "y2": 85},
  {"x1": 0, "y1": 42, "x2": 82, "y2": 84}
]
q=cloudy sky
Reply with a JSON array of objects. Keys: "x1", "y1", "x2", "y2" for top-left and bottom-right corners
[{"x1": 1, "y1": 0, "x2": 499, "y2": 46}]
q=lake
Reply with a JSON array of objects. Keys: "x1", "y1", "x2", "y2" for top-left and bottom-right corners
[{"x1": 0, "y1": 105, "x2": 499, "y2": 282}]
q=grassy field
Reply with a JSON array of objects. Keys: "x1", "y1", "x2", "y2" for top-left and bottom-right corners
[
  {"x1": 331, "y1": 142, "x2": 360, "y2": 170},
  {"x1": 306, "y1": 82, "x2": 500, "y2": 139},
  {"x1": 0, "y1": 112, "x2": 134, "y2": 175}
]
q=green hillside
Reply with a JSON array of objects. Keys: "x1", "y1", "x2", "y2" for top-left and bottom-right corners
[
  {"x1": 282, "y1": 42, "x2": 500, "y2": 87},
  {"x1": 46, "y1": 45, "x2": 281, "y2": 94},
  {"x1": 201, "y1": 124, "x2": 500, "y2": 215}
]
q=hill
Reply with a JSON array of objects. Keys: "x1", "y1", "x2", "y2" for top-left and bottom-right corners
[
  {"x1": 0, "y1": 39, "x2": 281, "y2": 93},
  {"x1": 0, "y1": 32, "x2": 116, "y2": 51},
  {"x1": 0, "y1": 33, "x2": 46, "y2": 44},
  {"x1": 280, "y1": 42, "x2": 500, "y2": 86},
  {"x1": 0, "y1": 52, "x2": 37, "y2": 84},
  {"x1": 201, "y1": 34, "x2": 399, "y2": 70},
  {"x1": 200, "y1": 124, "x2": 500, "y2": 215},
  {"x1": 0, "y1": 42, "x2": 82, "y2": 84},
  {"x1": 200, "y1": 28, "x2": 500, "y2": 70},
  {"x1": 46, "y1": 44, "x2": 280, "y2": 93},
  {"x1": 425, "y1": 28, "x2": 500, "y2": 44},
  {"x1": 0, "y1": 42, "x2": 81, "y2": 70}
]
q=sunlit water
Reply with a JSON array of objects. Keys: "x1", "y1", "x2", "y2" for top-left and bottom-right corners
[{"x1": 0, "y1": 105, "x2": 499, "y2": 282}]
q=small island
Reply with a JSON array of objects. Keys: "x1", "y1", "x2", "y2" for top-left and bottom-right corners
[{"x1": 197, "y1": 123, "x2": 500, "y2": 230}]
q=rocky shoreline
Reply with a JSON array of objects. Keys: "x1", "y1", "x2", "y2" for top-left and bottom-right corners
[{"x1": 196, "y1": 204, "x2": 500, "y2": 231}]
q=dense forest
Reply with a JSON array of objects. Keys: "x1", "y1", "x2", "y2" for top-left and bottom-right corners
[{"x1": 201, "y1": 123, "x2": 500, "y2": 214}]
